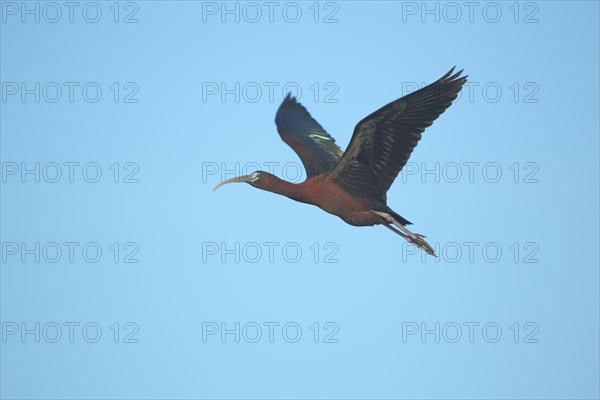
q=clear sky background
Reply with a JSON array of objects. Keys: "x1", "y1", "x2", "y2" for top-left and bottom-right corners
[{"x1": 1, "y1": 1, "x2": 599, "y2": 399}]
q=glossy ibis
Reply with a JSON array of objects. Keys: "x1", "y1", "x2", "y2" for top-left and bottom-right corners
[{"x1": 214, "y1": 68, "x2": 467, "y2": 256}]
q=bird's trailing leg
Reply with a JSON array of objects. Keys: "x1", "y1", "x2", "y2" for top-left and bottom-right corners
[
  {"x1": 372, "y1": 210, "x2": 436, "y2": 256},
  {"x1": 381, "y1": 222, "x2": 410, "y2": 240}
]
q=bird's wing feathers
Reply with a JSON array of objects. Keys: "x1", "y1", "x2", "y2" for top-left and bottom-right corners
[
  {"x1": 329, "y1": 68, "x2": 467, "y2": 200},
  {"x1": 275, "y1": 94, "x2": 344, "y2": 179}
]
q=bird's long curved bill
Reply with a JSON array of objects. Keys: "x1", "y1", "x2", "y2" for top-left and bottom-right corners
[{"x1": 212, "y1": 175, "x2": 253, "y2": 192}]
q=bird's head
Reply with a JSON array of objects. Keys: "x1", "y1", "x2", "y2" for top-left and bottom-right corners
[{"x1": 212, "y1": 171, "x2": 275, "y2": 192}]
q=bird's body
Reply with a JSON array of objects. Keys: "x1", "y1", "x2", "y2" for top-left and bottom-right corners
[
  {"x1": 214, "y1": 68, "x2": 467, "y2": 256},
  {"x1": 250, "y1": 173, "x2": 380, "y2": 226}
]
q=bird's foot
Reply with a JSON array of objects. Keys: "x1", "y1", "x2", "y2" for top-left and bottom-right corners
[
  {"x1": 372, "y1": 210, "x2": 436, "y2": 256},
  {"x1": 409, "y1": 235, "x2": 436, "y2": 257}
]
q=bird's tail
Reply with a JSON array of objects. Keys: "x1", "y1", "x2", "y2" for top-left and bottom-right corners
[{"x1": 372, "y1": 209, "x2": 436, "y2": 257}]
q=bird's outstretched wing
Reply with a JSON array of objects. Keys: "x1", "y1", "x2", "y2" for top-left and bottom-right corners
[
  {"x1": 328, "y1": 68, "x2": 467, "y2": 200},
  {"x1": 275, "y1": 94, "x2": 344, "y2": 179}
]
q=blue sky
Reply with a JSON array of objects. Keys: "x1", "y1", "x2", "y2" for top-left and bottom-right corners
[{"x1": 1, "y1": 1, "x2": 599, "y2": 399}]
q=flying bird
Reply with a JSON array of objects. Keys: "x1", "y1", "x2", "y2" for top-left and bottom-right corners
[{"x1": 214, "y1": 68, "x2": 467, "y2": 256}]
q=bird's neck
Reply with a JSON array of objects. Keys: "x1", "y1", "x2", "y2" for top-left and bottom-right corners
[{"x1": 258, "y1": 174, "x2": 312, "y2": 204}]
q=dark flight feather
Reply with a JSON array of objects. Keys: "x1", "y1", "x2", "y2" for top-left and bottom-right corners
[
  {"x1": 275, "y1": 94, "x2": 344, "y2": 178},
  {"x1": 329, "y1": 67, "x2": 467, "y2": 201}
]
